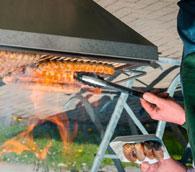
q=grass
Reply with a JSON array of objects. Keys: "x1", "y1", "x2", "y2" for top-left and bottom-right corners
[
  {"x1": 0, "y1": 122, "x2": 113, "y2": 171},
  {"x1": 163, "y1": 131, "x2": 186, "y2": 160},
  {"x1": 0, "y1": 122, "x2": 188, "y2": 171}
]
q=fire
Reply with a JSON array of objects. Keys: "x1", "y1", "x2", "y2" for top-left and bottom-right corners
[
  {"x1": 22, "y1": 61, "x2": 115, "y2": 85},
  {"x1": 0, "y1": 123, "x2": 52, "y2": 160},
  {"x1": 3, "y1": 61, "x2": 114, "y2": 84},
  {"x1": 0, "y1": 50, "x2": 115, "y2": 79},
  {"x1": 0, "y1": 114, "x2": 78, "y2": 160},
  {"x1": 46, "y1": 114, "x2": 78, "y2": 149},
  {"x1": 3, "y1": 61, "x2": 114, "y2": 94},
  {"x1": 0, "y1": 59, "x2": 112, "y2": 161},
  {"x1": 34, "y1": 61, "x2": 115, "y2": 84}
]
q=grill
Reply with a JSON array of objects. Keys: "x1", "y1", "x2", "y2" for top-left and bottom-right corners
[
  {"x1": 0, "y1": 0, "x2": 159, "y2": 172},
  {"x1": 0, "y1": 50, "x2": 122, "y2": 77},
  {"x1": 0, "y1": 0, "x2": 157, "y2": 65},
  {"x1": 0, "y1": 0, "x2": 158, "y2": 93}
]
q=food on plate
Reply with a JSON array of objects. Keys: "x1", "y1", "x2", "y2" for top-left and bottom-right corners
[
  {"x1": 123, "y1": 140, "x2": 164, "y2": 162},
  {"x1": 123, "y1": 143, "x2": 137, "y2": 162},
  {"x1": 152, "y1": 141, "x2": 164, "y2": 160},
  {"x1": 143, "y1": 141, "x2": 155, "y2": 159},
  {"x1": 135, "y1": 143, "x2": 145, "y2": 161}
]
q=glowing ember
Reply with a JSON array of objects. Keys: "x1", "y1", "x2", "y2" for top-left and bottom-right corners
[
  {"x1": 0, "y1": 114, "x2": 78, "y2": 160},
  {"x1": 0, "y1": 50, "x2": 40, "y2": 77},
  {"x1": 4, "y1": 61, "x2": 115, "y2": 85},
  {"x1": 3, "y1": 61, "x2": 114, "y2": 94},
  {"x1": 33, "y1": 61, "x2": 115, "y2": 84}
]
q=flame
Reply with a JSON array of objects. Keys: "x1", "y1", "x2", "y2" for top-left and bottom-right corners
[
  {"x1": 0, "y1": 60, "x2": 111, "y2": 160},
  {"x1": 38, "y1": 61, "x2": 114, "y2": 81},
  {"x1": 0, "y1": 113, "x2": 78, "y2": 160},
  {"x1": 12, "y1": 61, "x2": 115, "y2": 86},
  {"x1": 3, "y1": 61, "x2": 114, "y2": 94},
  {"x1": 46, "y1": 114, "x2": 78, "y2": 149},
  {"x1": 0, "y1": 123, "x2": 52, "y2": 160}
]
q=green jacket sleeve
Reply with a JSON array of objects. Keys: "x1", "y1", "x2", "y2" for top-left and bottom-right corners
[
  {"x1": 181, "y1": 53, "x2": 195, "y2": 162},
  {"x1": 182, "y1": 122, "x2": 187, "y2": 130}
]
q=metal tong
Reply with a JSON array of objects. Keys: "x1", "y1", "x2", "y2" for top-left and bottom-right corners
[{"x1": 76, "y1": 73, "x2": 144, "y2": 98}]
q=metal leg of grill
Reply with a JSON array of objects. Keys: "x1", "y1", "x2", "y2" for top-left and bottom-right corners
[
  {"x1": 91, "y1": 67, "x2": 181, "y2": 172},
  {"x1": 63, "y1": 93, "x2": 125, "y2": 172},
  {"x1": 91, "y1": 80, "x2": 135, "y2": 172},
  {"x1": 123, "y1": 102, "x2": 148, "y2": 135},
  {"x1": 90, "y1": 67, "x2": 151, "y2": 172},
  {"x1": 91, "y1": 93, "x2": 129, "y2": 172},
  {"x1": 80, "y1": 95, "x2": 125, "y2": 172},
  {"x1": 156, "y1": 74, "x2": 181, "y2": 138}
]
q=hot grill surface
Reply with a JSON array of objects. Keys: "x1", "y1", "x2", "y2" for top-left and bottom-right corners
[{"x1": 0, "y1": 50, "x2": 128, "y2": 78}]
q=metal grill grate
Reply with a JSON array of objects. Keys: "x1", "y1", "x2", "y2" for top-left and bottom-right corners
[{"x1": 0, "y1": 50, "x2": 127, "y2": 78}]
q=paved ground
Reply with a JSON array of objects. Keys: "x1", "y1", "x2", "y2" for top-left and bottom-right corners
[
  {"x1": 0, "y1": 163, "x2": 37, "y2": 172},
  {"x1": 0, "y1": 163, "x2": 140, "y2": 172},
  {"x1": 102, "y1": 165, "x2": 140, "y2": 172},
  {"x1": 94, "y1": 0, "x2": 182, "y2": 59}
]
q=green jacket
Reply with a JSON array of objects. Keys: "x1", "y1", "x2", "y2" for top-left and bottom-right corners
[
  {"x1": 178, "y1": 0, "x2": 195, "y2": 161},
  {"x1": 181, "y1": 53, "x2": 195, "y2": 161}
]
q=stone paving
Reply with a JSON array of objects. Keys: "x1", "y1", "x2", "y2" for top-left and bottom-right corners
[
  {"x1": 94, "y1": 0, "x2": 182, "y2": 59},
  {"x1": 0, "y1": 163, "x2": 140, "y2": 172}
]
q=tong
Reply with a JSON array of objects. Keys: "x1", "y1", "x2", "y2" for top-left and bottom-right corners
[{"x1": 76, "y1": 73, "x2": 144, "y2": 98}]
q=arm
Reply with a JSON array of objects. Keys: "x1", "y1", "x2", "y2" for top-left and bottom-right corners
[
  {"x1": 140, "y1": 1, "x2": 195, "y2": 172},
  {"x1": 140, "y1": 159, "x2": 187, "y2": 172}
]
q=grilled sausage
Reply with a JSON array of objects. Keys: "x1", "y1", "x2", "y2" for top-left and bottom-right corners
[
  {"x1": 123, "y1": 143, "x2": 137, "y2": 162},
  {"x1": 152, "y1": 141, "x2": 164, "y2": 160},
  {"x1": 143, "y1": 141, "x2": 155, "y2": 159},
  {"x1": 153, "y1": 149, "x2": 164, "y2": 160},
  {"x1": 134, "y1": 143, "x2": 145, "y2": 161}
]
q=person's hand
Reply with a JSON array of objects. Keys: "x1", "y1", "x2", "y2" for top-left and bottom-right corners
[
  {"x1": 140, "y1": 92, "x2": 185, "y2": 125},
  {"x1": 140, "y1": 158, "x2": 187, "y2": 172}
]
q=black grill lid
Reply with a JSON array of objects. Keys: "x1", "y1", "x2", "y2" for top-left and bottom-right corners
[{"x1": 0, "y1": 0, "x2": 158, "y2": 62}]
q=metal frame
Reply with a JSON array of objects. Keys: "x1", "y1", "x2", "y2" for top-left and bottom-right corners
[
  {"x1": 63, "y1": 59, "x2": 181, "y2": 172},
  {"x1": 91, "y1": 62, "x2": 181, "y2": 172},
  {"x1": 156, "y1": 74, "x2": 181, "y2": 138},
  {"x1": 0, "y1": 28, "x2": 158, "y2": 62},
  {"x1": 63, "y1": 91, "x2": 125, "y2": 172},
  {"x1": 91, "y1": 79, "x2": 135, "y2": 172}
]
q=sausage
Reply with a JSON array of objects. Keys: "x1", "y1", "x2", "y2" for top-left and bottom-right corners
[
  {"x1": 152, "y1": 141, "x2": 164, "y2": 160},
  {"x1": 153, "y1": 149, "x2": 164, "y2": 160},
  {"x1": 143, "y1": 141, "x2": 155, "y2": 159},
  {"x1": 123, "y1": 143, "x2": 137, "y2": 162},
  {"x1": 123, "y1": 141, "x2": 164, "y2": 162},
  {"x1": 134, "y1": 143, "x2": 145, "y2": 161}
]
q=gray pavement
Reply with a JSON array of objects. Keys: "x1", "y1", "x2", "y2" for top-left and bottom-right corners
[{"x1": 0, "y1": 163, "x2": 140, "y2": 172}]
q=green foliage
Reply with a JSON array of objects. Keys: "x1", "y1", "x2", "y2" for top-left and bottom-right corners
[
  {"x1": 0, "y1": 123, "x2": 112, "y2": 170},
  {"x1": 0, "y1": 123, "x2": 187, "y2": 170},
  {"x1": 163, "y1": 132, "x2": 185, "y2": 160}
]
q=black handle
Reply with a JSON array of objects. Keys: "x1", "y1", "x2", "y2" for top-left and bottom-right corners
[{"x1": 104, "y1": 81, "x2": 144, "y2": 98}]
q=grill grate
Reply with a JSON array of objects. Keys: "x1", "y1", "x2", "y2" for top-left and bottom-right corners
[{"x1": 0, "y1": 50, "x2": 127, "y2": 78}]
